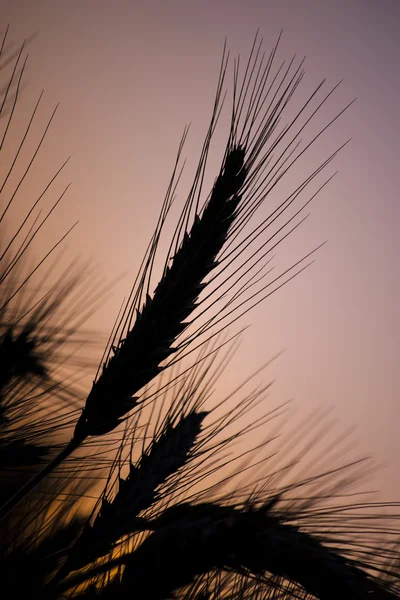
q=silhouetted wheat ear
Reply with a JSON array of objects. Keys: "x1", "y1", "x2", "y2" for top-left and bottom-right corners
[
  {"x1": 63, "y1": 411, "x2": 208, "y2": 572},
  {"x1": 119, "y1": 502, "x2": 398, "y2": 600},
  {"x1": 0, "y1": 326, "x2": 46, "y2": 397},
  {"x1": 73, "y1": 148, "x2": 247, "y2": 441}
]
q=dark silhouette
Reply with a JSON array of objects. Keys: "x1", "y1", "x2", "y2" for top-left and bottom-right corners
[{"x1": 1, "y1": 26, "x2": 399, "y2": 599}]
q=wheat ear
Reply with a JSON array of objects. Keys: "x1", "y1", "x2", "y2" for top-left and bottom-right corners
[
  {"x1": 118, "y1": 502, "x2": 398, "y2": 600},
  {"x1": 62, "y1": 411, "x2": 207, "y2": 573},
  {"x1": 54, "y1": 500, "x2": 399, "y2": 599},
  {"x1": 73, "y1": 148, "x2": 247, "y2": 441}
]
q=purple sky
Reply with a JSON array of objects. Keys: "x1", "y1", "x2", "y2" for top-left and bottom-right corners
[{"x1": 2, "y1": 0, "x2": 399, "y2": 499}]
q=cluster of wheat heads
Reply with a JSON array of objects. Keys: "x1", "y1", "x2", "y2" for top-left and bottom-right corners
[{"x1": 1, "y1": 26, "x2": 400, "y2": 600}]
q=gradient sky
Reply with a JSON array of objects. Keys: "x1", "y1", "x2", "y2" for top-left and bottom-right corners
[{"x1": 2, "y1": 0, "x2": 399, "y2": 499}]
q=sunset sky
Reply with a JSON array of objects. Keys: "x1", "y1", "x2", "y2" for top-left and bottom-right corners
[{"x1": 1, "y1": 0, "x2": 399, "y2": 500}]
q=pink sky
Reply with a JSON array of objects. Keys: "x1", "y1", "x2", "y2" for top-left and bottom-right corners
[{"x1": 1, "y1": 0, "x2": 399, "y2": 500}]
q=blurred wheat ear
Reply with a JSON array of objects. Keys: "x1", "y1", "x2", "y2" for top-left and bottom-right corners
[
  {"x1": 0, "y1": 23, "x2": 106, "y2": 562},
  {"x1": 2, "y1": 25, "x2": 400, "y2": 600}
]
